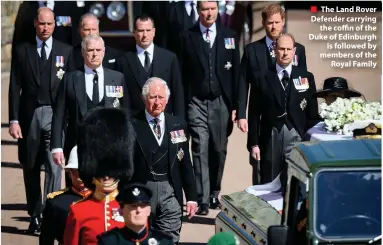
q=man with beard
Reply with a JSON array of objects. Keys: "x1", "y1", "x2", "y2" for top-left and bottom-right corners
[
  {"x1": 9, "y1": 7, "x2": 73, "y2": 234},
  {"x1": 237, "y1": 4, "x2": 308, "y2": 185}
]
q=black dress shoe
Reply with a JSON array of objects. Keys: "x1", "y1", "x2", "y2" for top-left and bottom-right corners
[
  {"x1": 210, "y1": 197, "x2": 222, "y2": 209},
  {"x1": 26, "y1": 216, "x2": 41, "y2": 235},
  {"x1": 196, "y1": 203, "x2": 209, "y2": 215}
]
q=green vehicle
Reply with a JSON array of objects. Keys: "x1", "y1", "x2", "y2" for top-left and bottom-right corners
[{"x1": 216, "y1": 139, "x2": 381, "y2": 245}]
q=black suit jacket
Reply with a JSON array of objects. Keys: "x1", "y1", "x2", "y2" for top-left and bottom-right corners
[
  {"x1": 237, "y1": 37, "x2": 307, "y2": 119},
  {"x1": 9, "y1": 39, "x2": 73, "y2": 135},
  {"x1": 130, "y1": 112, "x2": 197, "y2": 209},
  {"x1": 247, "y1": 66, "x2": 318, "y2": 151},
  {"x1": 12, "y1": 1, "x2": 85, "y2": 48},
  {"x1": 39, "y1": 189, "x2": 84, "y2": 245},
  {"x1": 179, "y1": 23, "x2": 241, "y2": 111},
  {"x1": 72, "y1": 44, "x2": 122, "y2": 71},
  {"x1": 115, "y1": 45, "x2": 185, "y2": 118},
  {"x1": 51, "y1": 68, "x2": 129, "y2": 157},
  {"x1": 167, "y1": 2, "x2": 196, "y2": 54},
  {"x1": 141, "y1": 1, "x2": 173, "y2": 49}
]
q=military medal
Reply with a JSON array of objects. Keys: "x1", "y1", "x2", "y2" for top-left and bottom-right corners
[
  {"x1": 177, "y1": 148, "x2": 184, "y2": 161},
  {"x1": 300, "y1": 98, "x2": 307, "y2": 110},
  {"x1": 148, "y1": 238, "x2": 158, "y2": 245},
  {"x1": 111, "y1": 208, "x2": 124, "y2": 222}
]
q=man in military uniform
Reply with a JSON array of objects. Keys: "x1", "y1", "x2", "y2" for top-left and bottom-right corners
[
  {"x1": 63, "y1": 108, "x2": 135, "y2": 245},
  {"x1": 97, "y1": 183, "x2": 174, "y2": 245},
  {"x1": 39, "y1": 145, "x2": 92, "y2": 245}
]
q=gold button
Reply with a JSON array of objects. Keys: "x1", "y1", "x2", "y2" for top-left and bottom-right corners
[
  {"x1": 106, "y1": 216, "x2": 110, "y2": 220},
  {"x1": 107, "y1": 223, "x2": 111, "y2": 226},
  {"x1": 106, "y1": 211, "x2": 110, "y2": 214}
]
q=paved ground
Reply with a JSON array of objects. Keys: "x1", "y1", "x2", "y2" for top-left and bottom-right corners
[{"x1": 1, "y1": 5, "x2": 381, "y2": 245}]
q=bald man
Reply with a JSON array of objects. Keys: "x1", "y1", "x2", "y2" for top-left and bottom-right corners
[
  {"x1": 247, "y1": 33, "x2": 317, "y2": 185},
  {"x1": 9, "y1": 7, "x2": 73, "y2": 234},
  {"x1": 71, "y1": 13, "x2": 122, "y2": 71}
]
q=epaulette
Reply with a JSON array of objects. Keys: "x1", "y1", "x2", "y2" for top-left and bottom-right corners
[
  {"x1": 47, "y1": 187, "x2": 69, "y2": 199},
  {"x1": 71, "y1": 193, "x2": 92, "y2": 206}
]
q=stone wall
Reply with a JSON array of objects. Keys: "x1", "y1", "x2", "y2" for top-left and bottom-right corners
[{"x1": 2, "y1": 1, "x2": 21, "y2": 72}]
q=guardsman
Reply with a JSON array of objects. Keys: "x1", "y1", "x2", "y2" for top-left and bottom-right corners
[
  {"x1": 97, "y1": 183, "x2": 174, "y2": 245},
  {"x1": 63, "y1": 108, "x2": 135, "y2": 245},
  {"x1": 39, "y1": 145, "x2": 92, "y2": 245}
]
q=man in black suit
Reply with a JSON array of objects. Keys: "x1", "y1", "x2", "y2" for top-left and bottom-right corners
[
  {"x1": 178, "y1": 1, "x2": 240, "y2": 215},
  {"x1": 237, "y1": 4, "x2": 307, "y2": 132},
  {"x1": 167, "y1": 1, "x2": 198, "y2": 54},
  {"x1": 8, "y1": 7, "x2": 73, "y2": 234},
  {"x1": 51, "y1": 34, "x2": 129, "y2": 170},
  {"x1": 115, "y1": 15, "x2": 184, "y2": 118},
  {"x1": 71, "y1": 13, "x2": 122, "y2": 71},
  {"x1": 247, "y1": 33, "x2": 318, "y2": 186},
  {"x1": 129, "y1": 77, "x2": 197, "y2": 243},
  {"x1": 12, "y1": 1, "x2": 85, "y2": 48},
  {"x1": 237, "y1": 4, "x2": 308, "y2": 185}
]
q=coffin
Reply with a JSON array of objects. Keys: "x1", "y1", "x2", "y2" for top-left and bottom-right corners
[{"x1": 215, "y1": 190, "x2": 281, "y2": 245}]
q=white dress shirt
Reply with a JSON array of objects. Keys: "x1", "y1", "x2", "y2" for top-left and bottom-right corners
[
  {"x1": 199, "y1": 22, "x2": 217, "y2": 47},
  {"x1": 145, "y1": 110, "x2": 165, "y2": 145},
  {"x1": 52, "y1": 64, "x2": 105, "y2": 153},
  {"x1": 136, "y1": 43, "x2": 154, "y2": 69},
  {"x1": 276, "y1": 63, "x2": 293, "y2": 90},
  {"x1": 84, "y1": 65, "x2": 105, "y2": 102},
  {"x1": 36, "y1": 36, "x2": 53, "y2": 59},
  {"x1": 184, "y1": 0, "x2": 198, "y2": 21}
]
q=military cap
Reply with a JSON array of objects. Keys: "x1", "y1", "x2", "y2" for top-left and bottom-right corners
[
  {"x1": 65, "y1": 145, "x2": 78, "y2": 169},
  {"x1": 116, "y1": 183, "x2": 152, "y2": 204},
  {"x1": 76, "y1": 108, "x2": 136, "y2": 188},
  {"x1": 349, "y1": 121, "x2": 382, "y2": 139},
  {"x1": 207, "y1": 232, "x2": 240, "y2": 245}
]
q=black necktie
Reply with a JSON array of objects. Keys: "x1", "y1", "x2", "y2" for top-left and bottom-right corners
[
  {"x1": 41, "y1": 42, "x2": 47, "y2": 62},
  {"x1": 152, "y1": 118, "x2": 161, "y2": 139},
  {"x1": 282, "y1": 70, "x2": 289, "y2": 88},
  {"x1": 190, "y1": 2, "x2": 196, "y2": 24},
  {"x1": 144, "y1": 51, "x2": 150, "y2": 71},
  {"x1": 92, "y1": 70, "x2": 99, "y2": 103}
]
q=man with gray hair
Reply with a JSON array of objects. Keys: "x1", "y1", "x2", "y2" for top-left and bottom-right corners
[
  {"x1": 51, "y1": 34, "x2": 130, "y2": 180},
  {"x1": 128, "y1": 77, "x2": 197, "y2": 243},
  {"x1": 71, "y1": 13, "x2": 122, "y2": 70}
]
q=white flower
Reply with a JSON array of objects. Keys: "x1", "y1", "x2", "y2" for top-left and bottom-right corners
[{"x1": 319, "y1": 98, "x2": 382, "y2": 135}]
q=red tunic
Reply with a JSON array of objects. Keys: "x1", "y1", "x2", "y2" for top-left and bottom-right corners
[{"x1": 64, "y1": 189, "x2": 125, "y2": 245}]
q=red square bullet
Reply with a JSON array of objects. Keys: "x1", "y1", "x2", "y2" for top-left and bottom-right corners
[{"x1": 311, "y1": 6, "x2": 317, "y2": 12}]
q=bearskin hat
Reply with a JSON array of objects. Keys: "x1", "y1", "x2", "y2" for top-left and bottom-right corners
[{"x1": 76, "y1": 108, "x2": 135, "y2": 188}]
